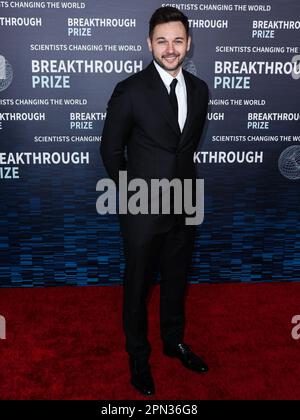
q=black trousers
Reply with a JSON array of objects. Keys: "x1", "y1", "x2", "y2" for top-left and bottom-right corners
[{"x1": 122, "y1": 220, "x2": 196, "y2": 360}]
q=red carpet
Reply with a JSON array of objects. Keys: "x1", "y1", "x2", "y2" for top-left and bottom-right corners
[{"x1": 0, "y1": 282, "x2": 300, "y2": 400}]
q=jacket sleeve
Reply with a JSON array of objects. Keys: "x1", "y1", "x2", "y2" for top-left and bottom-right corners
[
  {"x1": 198, "y1": 81, "x2": 209, "y2": 143},
  {"x1": 100, "y1": 81, "x2": 133, "y2": 187},
  {"x1": 201, "y1": 81, "x2": 209, "y2": 122}
]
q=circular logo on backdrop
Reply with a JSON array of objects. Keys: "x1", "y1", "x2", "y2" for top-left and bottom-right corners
[
  {"x1": 291, "y1": 55, "x2": 300, "y2": 80},
  {"x1": 278, "y1": 145, "x2": 300, "y2": 180},
  {"x1": 0, "y1": 55, "x2": 13, "y2": 92},
  {"x1": 183, "y1": 58, "x2": 197, "y2": 76}
]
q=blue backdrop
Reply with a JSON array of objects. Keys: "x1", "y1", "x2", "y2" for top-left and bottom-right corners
[{"x1": 0, "y1": 0, "x2": 299, "y2": 287}]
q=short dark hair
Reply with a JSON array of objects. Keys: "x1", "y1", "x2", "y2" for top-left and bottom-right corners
[{"x1": 149, "y1": 6, "x2": 189, "y2": 39}]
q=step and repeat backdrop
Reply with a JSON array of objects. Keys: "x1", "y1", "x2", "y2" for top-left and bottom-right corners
[{"x1": 0, "y1": 0, "x2": 299, "y2": 287}]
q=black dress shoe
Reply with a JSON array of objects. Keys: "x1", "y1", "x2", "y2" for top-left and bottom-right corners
[
  {"x1": 163, "y1": 343, "x2": 208, "y2": 373},
  {"x1": 129, "y1": 357, "x2": 155, "y2": 396}
]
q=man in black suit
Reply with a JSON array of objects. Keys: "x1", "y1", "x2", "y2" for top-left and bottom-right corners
[{"x1": 100, "y1": 6, "x2": 209, "y2": 396}]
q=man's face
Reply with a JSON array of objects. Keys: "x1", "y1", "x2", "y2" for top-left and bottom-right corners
[{"x1": 147, "y1": 21, "x2": 191, "y2": 76}]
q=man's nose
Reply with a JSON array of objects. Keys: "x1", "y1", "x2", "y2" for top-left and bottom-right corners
[{"x1": 166, "y1": 42, "x2": 175, "y2": 53}]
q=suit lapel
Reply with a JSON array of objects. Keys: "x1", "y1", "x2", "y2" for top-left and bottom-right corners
[
  {"x1": 178, "y1": 70, "x2": 197, "y2": 149},
  {"x1": 145, "y1": 62, "x2": 198, "y2": 147},
  {"x1": 146, "y1": 62, "x2": 181, "y2": 138}
]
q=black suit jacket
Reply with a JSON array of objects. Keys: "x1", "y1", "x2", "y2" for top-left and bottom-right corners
[{"x1": 100, "y1": 61, "x2": 209, "y2": 237}]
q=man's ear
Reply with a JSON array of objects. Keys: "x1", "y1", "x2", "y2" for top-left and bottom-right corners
[
  {"x1": 187, "y1": 36, "x2": 192, "y2": 52},
  {"x1": 147, "y1": 37, "x2": 153, "y2": 53}
]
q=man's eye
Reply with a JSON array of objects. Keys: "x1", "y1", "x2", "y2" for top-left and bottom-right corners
[{"x1": 175, "y1": 40, "x2": 183, "y2": 44}]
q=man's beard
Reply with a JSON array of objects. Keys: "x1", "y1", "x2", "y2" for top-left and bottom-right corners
[{"x1": 153, "y1": 54, "x2": 186, "y2": 72}]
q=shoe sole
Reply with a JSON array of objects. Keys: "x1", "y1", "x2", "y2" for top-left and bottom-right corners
[
  {"x1": 163, "y1": 351, "x2": 209, "y2": 373},
  {"x1": 130, "y1": 379, "x2": 155, "y2": 396}
]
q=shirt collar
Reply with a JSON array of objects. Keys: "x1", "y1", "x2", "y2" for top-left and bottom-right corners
[{"x1": 153, "y1": 60, "x2": 185, "y2": 89}]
